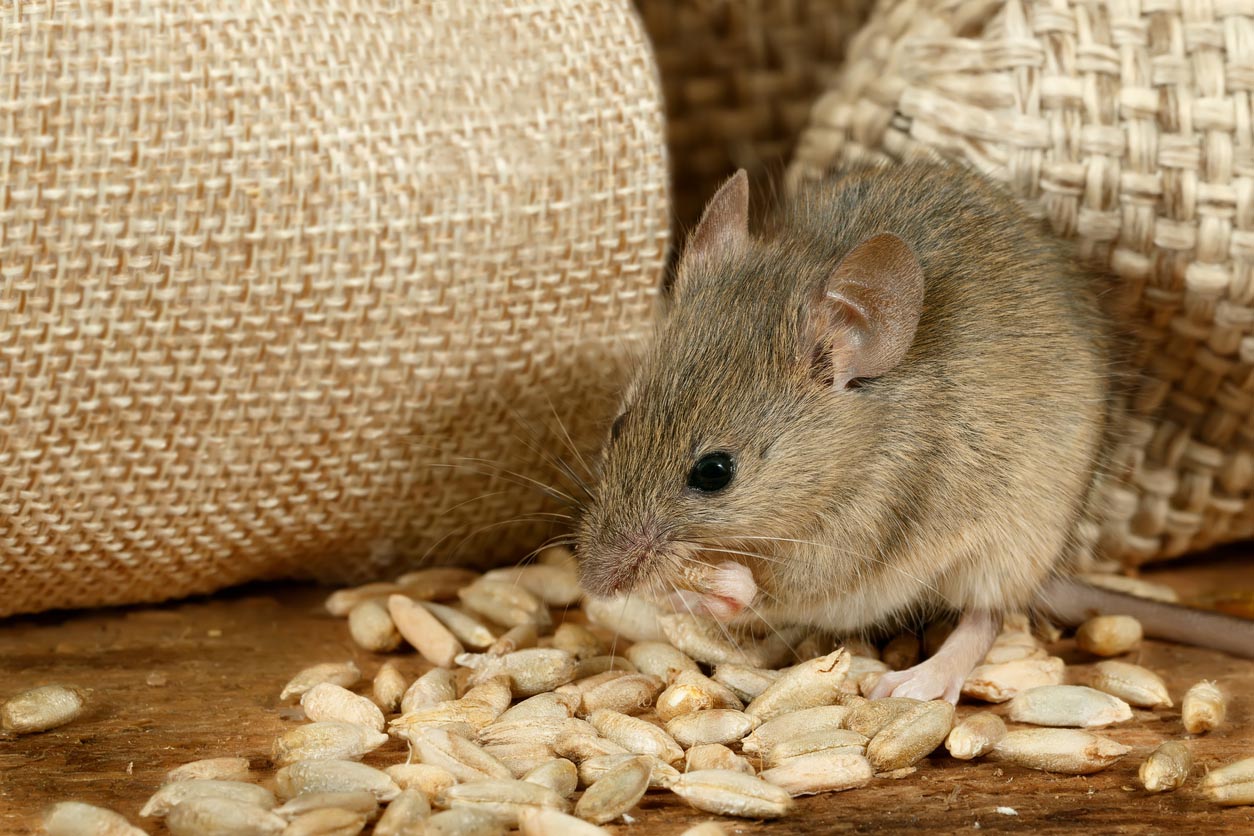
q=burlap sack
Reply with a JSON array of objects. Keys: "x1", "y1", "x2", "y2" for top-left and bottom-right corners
[
  {"x1": 789, "y1": 0, "x2": 1254, "y2": 566},
  {"x1": 0, "y1": 0, "x2": 669, "y2": 617}
]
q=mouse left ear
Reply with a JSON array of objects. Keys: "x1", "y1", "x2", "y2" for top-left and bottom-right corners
[
  {"x1": 813, "y1": 232, "x2": 925, "y2": 389},
  {"x1": 671, "y1": 170, "x2": 750, "y2": 299}
]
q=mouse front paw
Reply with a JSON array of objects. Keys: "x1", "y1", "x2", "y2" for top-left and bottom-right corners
[{"x1": 868, "y1": 662, "x2": 967, "y2": 704}]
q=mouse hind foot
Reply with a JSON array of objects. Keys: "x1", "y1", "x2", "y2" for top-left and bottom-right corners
[{"x1": 867, "y1": 610, "x2": 1000, "y2": 703}]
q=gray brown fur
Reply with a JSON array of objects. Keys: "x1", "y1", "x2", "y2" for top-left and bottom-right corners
[{"x1": 577, "y1": 161, "x2": 1117, "y2": 635}]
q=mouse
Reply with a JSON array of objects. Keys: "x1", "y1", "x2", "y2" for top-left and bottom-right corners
[{"x1": 573, "y1": 160, "x2": 1254, "y2": 702}]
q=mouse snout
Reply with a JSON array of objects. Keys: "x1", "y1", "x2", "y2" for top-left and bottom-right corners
[{"x1": 575, "y1": 523, "x2": 668, "y2": 599}]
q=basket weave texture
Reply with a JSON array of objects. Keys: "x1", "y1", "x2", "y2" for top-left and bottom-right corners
[
  {"x1": 790, "y1": 0, "x2": 1254, "y2": 566},
  {"x1": 0, "y1": 0, "x2": 669, "y2": 617},
  {"x1": 635, "y1": 0, "x2": 876, "y2": 233}
]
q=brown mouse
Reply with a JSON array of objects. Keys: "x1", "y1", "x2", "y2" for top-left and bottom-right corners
[{"x1": 574, "y1": 161, "x2": 1253, "y2": 701}]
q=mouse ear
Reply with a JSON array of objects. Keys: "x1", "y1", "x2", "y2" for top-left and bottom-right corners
[
  {"x1": 814, "y1": 232, "x2": 925, "y2": 389},
  {"x1": 676, "y1": 169, "x2": 750, "y2": 283}
]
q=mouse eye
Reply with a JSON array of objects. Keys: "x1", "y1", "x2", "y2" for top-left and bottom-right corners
[
  {"x1": 611, "y1": 412, "x2": 627, "y2": 440},
  {"x1": 688, "y1": 451, "x2": 735, "y2": 493}
]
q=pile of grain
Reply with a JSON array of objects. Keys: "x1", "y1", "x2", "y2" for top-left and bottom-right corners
[{"x1": 14, "y1": 550, "x2": 1252, "y2": 835}]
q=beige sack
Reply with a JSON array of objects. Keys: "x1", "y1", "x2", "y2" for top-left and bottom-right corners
[
  {"x1": 790, "y1": 0, "x2": 1254, "y2": 566},
  {"x1": 0, "y1": 0, "x2": 669, "y2": 616}
]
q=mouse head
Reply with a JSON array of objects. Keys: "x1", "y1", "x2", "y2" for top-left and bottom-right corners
[{"x1": 575, "y1": 170, "x2": 925, "y2": 618}]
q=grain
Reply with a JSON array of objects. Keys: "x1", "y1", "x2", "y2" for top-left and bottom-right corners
[
  {"x1": 415, "y1": 808, "x2": 506, "y2": 836},
  {"x1": 1182, "y1": 680, "x2": 1226, "y2": 734},
  {"x1": 274, "y1": 760, "x2": 401, "y2": 802},
  {"x1": 282, "y1": 663, "x2": 362, "y2": 701},
  {"x1": 1139, "y1": 741, "x2": 1192, "y2": 792},
  {"x1": 165, "y1": 798, "x2": 286, "y2": 836},
  {"x1": 759, "y1": 751, "x2": 873, "y2": 796},
  {"x1": 659, "y1": 613, "x2": 768, "y2": 666},
  {"x1": 580, "y1": 673, "x2": 664, "y2": 716},
  {"x1": 489, "y1": 623, "x2": 541, "y2": 657},
  {"x1": 583, "y1": 595, "x2": 668, "y2": 642},
  {"x1": 1089, "y1": 661, "x2": 1172, "y2": 709},
  {"x1": 990, "y1": 729, "x2": 1131, "y2": 774},
  {"x1": 1201, "y1": 756, "x2": 1254, "y2": 806},
  {"x1": 762, "y1": 729, "x2": 868, "y2": 768},
  {"x1": 523, "y1": 758, "x2": 579, "y2": 799},
  {"x1": 273, "y1": 722, "x2": 390, "y2": 765},
  {"x1": 588, "y1": 709, "x2": 685, "y2": 764},
  {"x1": 518, "y1": 808, "x2": 611, "y2": 836},
  {"x1": 274, "y1": 791, "x2": 379, "y2": 819},
  {"x1": 409, "y1": 727, "x2": 514, "y2": 782},
  {"x1": 383, "y1": 764, "x2": 456, "y2": 801},
  {"x1": 496, "y1": 693, "x2": 579, "y2": 723},
  {"x1": 577, "y1": 754, "x2": 681, "y2": 789},
  {"x1": 962, "y1": 657, "x2": 1066, "y2": 703},
  {"x1": 400, "y1": 668, "x2": 457, "y2": 714},
  {"x1": 325, "y1": 583, "x2": 403, "y2": 617},
  {"x1": 1075, "y1": 615, "x2": 1143, "y2": 656},
  {"x1": 573, "y1": 655, "x2": 638, "y2": 680},
  {"x1": 668, "y1": 770, "x2": 793, "y2": 819},
  {"x1": 421, "y1": 602, "x2": 498, "y2": 650},
  {"x1": 625, "y1": 642, "x2": 701, "y2": 680},
  {"x1": 574, "y1": 754, "x2": 652, "y2": 824},
  {"x1": 164, "y1": 757, "x2": 253, "y2": 785},
  {"x1": 711, "y1": 664, "x2": 780, "y2": 702},
  {"x1": 744, "y1": 650, "x2": 852, "y2": 720},
  {"x1": 392, "y1": 568, "x2": 483, "y2": 601},
  {"x1": 1076, "y1": 573, "x2": 1179, "y2": 602},
  {"x1": 656, "y1": 670, "x2": 744, "y2": 721},
  {"x1": 140, "y1": 779, "x2": 276, "y2": 818},
  {"x1": 388, "y1": 595, "x2": 465, "y2": 668},
  {"x1": 440, "y1": 779, "x2": 569, "y2": 823},
  {"x1": 665, "y1": 709, "x2": 759, "y2": 748},
  {"x1": 552, "y1": 623, "x2": 608, "y2": 660},
  {"x1": 844, "y1": 697, "x2": 921, "y2": 738},
  {"x1": 1, "y1": 685, "x2": 85, "y2": 733},
  {"x1": 373, "y1": 790, "x2": 431, "y2": 836},
  {"x1": 553, "y1": 729, "x2": 631, "y2": 762},
  {"x1": 372, "y1": 661, "x2": 409, "y2": 714},
  {"x1": 945, "y1": 712, "x2": 1006, "y2": 760},
  {"x1": 1006, "y1": 685, "x2": 1133, "y2": 729},
  {"x1": 301, "y1": 683, "x2": 386, "y2": 733},
  {"x1": 866, "y1": 700, "x2": 955, "y2": 771},
  {"x1": 685, "y1": 744, "x2": 756, "y2": 775},
  {"x1": 347, "y1": 599, "x2": 402, "y2": 652},
  {"x1": 482, "y1": 565, "x2": 584, "y2": 607},
  {"x1": 280, "y1": 808, "x2": 368, "y2": 836},
  {"x1": 43, "y1": 802, "x2": 146, "y2": 836},
  {"x1": 458, "y1": 580, "x2": 551, "y2": 629},
  {"x1": 740, "y1": 704, "x2": 854, "y2": 757},
  {"x1": 460, "y1": 649, "x2": 578, "y2": 697}
]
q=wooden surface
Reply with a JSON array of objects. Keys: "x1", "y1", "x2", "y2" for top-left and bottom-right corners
[{"x1": 3, "y1": 554, "x2": 1254, "y2": 835}]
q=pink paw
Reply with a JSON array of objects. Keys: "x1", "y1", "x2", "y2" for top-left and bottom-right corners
[
  {"x1": 663, "y1": 561, "x2": 757, "y2": 622},
  {"x1": 869, "y1": 663, "x2": 966, "y2": 703}
]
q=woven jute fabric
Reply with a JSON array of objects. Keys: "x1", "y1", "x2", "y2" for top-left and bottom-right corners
[
  {"x1": 789, "y1": 0, "x2": 1254, "y2": 567},
  {"x1": 635, "y1": 0, "x2": 876, "y2": 234},
  {"x1": 0, "y1": 0, "x2": 669, "y2": 617}
]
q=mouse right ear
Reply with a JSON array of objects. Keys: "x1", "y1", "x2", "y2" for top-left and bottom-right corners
[
  {"x1": 815, "y1": 232, "x2": 925, "y2": 389},
  {"x1": 673, "y1": 169, "x2": 750, "y2": 294}
]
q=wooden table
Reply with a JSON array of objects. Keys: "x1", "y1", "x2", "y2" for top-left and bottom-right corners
[{"x1": 3, "y1": 553, "x2": 1253, "y2": 835}]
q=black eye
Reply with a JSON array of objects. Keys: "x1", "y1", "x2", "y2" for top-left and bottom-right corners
[
  {"x1": 688, "y1": 451, "x2": 735, "y2": 493},
  {"x1": 611, "y1": 413, "x2": 627, "y2": 440}
]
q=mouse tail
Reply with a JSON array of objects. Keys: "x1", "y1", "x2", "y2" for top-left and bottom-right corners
[{"x1": 1037, "y1": 576, "x2": 1254, "y2": 660}]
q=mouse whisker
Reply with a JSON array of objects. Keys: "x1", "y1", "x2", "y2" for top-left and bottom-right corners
[
  {"x1": 540, "y1": 391, "x2": 596, "y2": 483},
  {"x1": 432, "y1": 511, "x2": 574, "y2": 567},
  {"x1": 423, "y1": 460, "x2": 582, "y2": 509},
  {"x1": 685, "y1": 544, "x2": 788, "y2": 566},
  {"x1": 742, "y1": 598, "x2": 801, "y2": 662}
]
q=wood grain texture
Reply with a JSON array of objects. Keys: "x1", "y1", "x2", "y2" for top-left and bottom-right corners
[{"x1": 3, "y1": 554, "x2": 1253, "y2": 835}]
